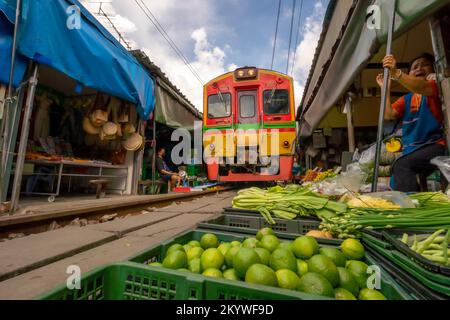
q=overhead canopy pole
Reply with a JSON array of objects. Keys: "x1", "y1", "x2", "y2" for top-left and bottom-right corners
[
  {"x1": 372, "y1": 0, "x2": 397, "y2": 192},
  {"x1": 0, "y1": 0, "x2": 22, "y2": 204}
]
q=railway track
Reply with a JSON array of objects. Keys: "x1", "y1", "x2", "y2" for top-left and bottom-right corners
[{"x1": 0, "y1": 187, "x2": 233, "y2": 240}]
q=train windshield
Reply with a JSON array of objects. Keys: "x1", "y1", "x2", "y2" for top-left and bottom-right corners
[
  {"x1": 263, "y1": 89, "x2": 289, "y2": 114},
  {"x1": 207, "y1": 93, "x2": 231, "y2": 118}
]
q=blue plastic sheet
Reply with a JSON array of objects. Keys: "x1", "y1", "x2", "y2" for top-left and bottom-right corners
[{"x1": 0, "y1": 0, "x2": 155, "y2": 119}]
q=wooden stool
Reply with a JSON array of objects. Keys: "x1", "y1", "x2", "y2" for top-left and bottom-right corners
[{"x1": 89, "y1": 179, "x2": 109, "y2": 199}]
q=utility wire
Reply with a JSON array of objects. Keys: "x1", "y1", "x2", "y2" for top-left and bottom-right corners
[
  {"x1": 286, "y1": 0, "x2": 297, "y2": 75},
  {"x1": 270, "y1": 0, "x2": 282, "y2": 70},
  {"x1": 290, "y1": 0, "x2": 304, "y2": 76},
  {"x1": 134, "y1": 0, "x2": 205, "y2": 85}
]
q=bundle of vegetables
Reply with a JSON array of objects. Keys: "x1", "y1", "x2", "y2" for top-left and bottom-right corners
[
  {"x1": 408, "y1": 192, "x2": 450, "y2": 208},
  {"x1": 400, "y1": 229, "x2": 450, "y2": 265},
  {"x1": 232, "y1": 185, "x2": 347, "y2": 224},
  {"x1": 313, "y1": 169, "x2": 337, "y2": 182},
  {"x1": 320, "y1": 205, "x2": 450, "y2": 238}
]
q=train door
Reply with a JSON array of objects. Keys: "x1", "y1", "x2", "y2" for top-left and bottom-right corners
[{"x1": 236, "y1": 90, "x2": 259, "y2": 165}]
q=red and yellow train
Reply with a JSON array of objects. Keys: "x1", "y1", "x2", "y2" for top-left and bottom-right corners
[{"x1": 203, "y1": 67, "x2": 296, "y2": 182}]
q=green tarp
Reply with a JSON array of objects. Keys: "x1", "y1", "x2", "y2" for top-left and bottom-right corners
[{"x1": 299, "y1": 0, "x2": 450, "y2": 137}]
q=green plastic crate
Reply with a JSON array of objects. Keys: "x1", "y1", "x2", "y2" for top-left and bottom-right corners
[
  {"x1": 127, "y1": 229, "x2": 412, "y2": 300},
  {"x1": 37, "y1": 229, "x2": 412, "y2": 300},
  {"x1": 362, "y1": 233, "x2": 450, "y2": 297},
  {"x1": 198, "y1": 214, "x2": 341, "y2": 245}
]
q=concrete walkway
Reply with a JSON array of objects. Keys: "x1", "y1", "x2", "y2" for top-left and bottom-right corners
[{"x1": 0, "y1": 191, "x2": 236, "y2": 299}]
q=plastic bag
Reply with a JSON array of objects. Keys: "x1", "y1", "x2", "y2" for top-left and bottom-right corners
[
  {"x1": 359, "y1": 144, "x2": 377, "y2": 165},
  {"x1": 431, "y1": 156, "x2": 450, "y2": 182}
]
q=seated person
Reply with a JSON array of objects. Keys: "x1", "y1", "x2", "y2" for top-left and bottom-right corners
[
  {"x1": 376, "y1": 53, "x2": 447, "y2": 192},
  {"x1": 155, "y1": 147, "x2": 182, "y2": 188}
]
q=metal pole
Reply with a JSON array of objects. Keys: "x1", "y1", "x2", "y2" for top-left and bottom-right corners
[
  {"x1": 151, "y1": 114, "x2": 156, "y2": 194},
  {"x1": 0, "y1": 0, "x2": 22, "y2": 202},
  {"x1": 10, "y1": 65, "x2": 39, "y2": 213},
  {"x1": 372, "y1": 0, "x2": 396, "y2": 192},
  {"x1": 345, "y1": 93, "x2": 356, "y2": 152}
]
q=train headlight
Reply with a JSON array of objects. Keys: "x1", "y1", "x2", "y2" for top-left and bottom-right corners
[
  {"x1": 209, "y1": 144, "x2": 215, "y2": 150},
  {"x1": 283, "y1": 141, "x2": 290, "y2": 148},
  {"x1": 234, "y1": 67, "x2": 258, "y2": 80}
]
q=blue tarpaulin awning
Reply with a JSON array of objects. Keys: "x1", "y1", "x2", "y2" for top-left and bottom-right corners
[{"x1": 0, "y1": 0, "x2": 155, "y2": 119}]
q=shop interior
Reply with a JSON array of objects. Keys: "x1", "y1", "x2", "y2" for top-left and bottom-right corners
[
  {"x1": 8, "y1": 64, "x2": 144, "y2": 203},
  {"x1": 303, "y1": 16, "x2": 448, "y2": 190}
]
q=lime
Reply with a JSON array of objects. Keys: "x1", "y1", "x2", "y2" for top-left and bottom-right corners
[
  {"x1": 245, "y1": 264, "x2": 278, "y2": 287},
  {"x1": 183, "y1": 244, "x2": 192, "y2": 253},
  {"x1": 319, "y1": 247, "x2": 347, "y2": 267},
  {"x1": 254, "y1": 248, "x2": 271, "y2": 266},
  {"x1": 224, "y1": 246, "x2": 240, "y2": 268},
  {"x1": 148, "y1": 262, "x2": 162, "y2": 267},
  {"x1": 166, "y1": 243, "x2": 184, "y2": 255},
  {"x1": 307, "y1": 254, "x2": 340, "y2": 287},
  {"x1": 200, "y1": 248, "x2": 224, "y2": 270},
  {"x1": 298, "y1": 272, "x2": 334, "y2": 298},
  {"x1": 260, "y1": 235, "x2": 280, "y2": 253},
  {"x1": 269, "y1": 248, "x2": 297, "y2": 272},
  {"x1": 341, "y1": 239, "x2": 365, "y2": 260},
  {"x1": 242, "y1": 237, "x2": 260, "y2": 249},
  {"x1": 334, "y1": 288, "x2": 357, "y2": 300},
  {"x1": 162, "y1": 250, "x2": 188, "y2": 269},
  {"x1": 177, "y1": 268, "x2": 190, "y2": 272},
  {"x1": 188, "y1": 240, "x2": 201, "y2": 248},
  {"x1": 202, "y1": 268, "x2": 223, "y2": 278},
  {"x1": 230, "y1": 241, "x2": 241, "y2": 247},
  {"x1": 187, "y1": 246, "x2": 204, "y2": 261},
  {"x1": 337, "y1": 267, "x2": 359, "y2": 297},
  {"x1": 278, "y1": 241, "x2": 293, "y2": 252},
  {"x1": 218, "y1": 243, "x2": 232, "y2": 256},
  {"x1": 296, "y1": 259, "x2": 308, "y2": 277},
  {"x1": 256, "y1": 227, "x2": 276, "y2": 241},
  {"x1": 188, "y1": 258, "x2": 202, "y2": 274},
  {"x1": 291, "y1": 236, "x2": 319, "y2": 259},
  {"x1": 200, "y1": 233, "x2": 219, "y2": 249},
  {"x1": 346, "y1": 260, "x2": 369, "y2": 289},
  {"x1": 275, "y1": 269, "x2": 301, "y2": 290},
  {"x1": 233, "y1": 248, "x2": 261, "y2": 279},
  {"x1": 223, "y1": 269, "x2": 239, "y2": 281},
  {"x1": 358, "y1": 288, "x2": 387, "y2": 300}
]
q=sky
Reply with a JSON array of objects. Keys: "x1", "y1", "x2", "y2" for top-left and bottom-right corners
[{"x1": 81, "y1": 0, "x2": 329, "y2": 112}]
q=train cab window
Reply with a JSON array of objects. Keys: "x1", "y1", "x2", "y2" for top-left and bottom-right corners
[
  {"x1": 208, "y1": 93, "x2": 231, "y2": 118},
  {"x1": 239, "y1": 95, "x2": 256, "y2": 118},
  {"x1": 263, "y1": 89, "x2": 290, "y2": 114}
]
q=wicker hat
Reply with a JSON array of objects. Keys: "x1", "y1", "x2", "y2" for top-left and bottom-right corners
[
  {"x1": 90, "y1": 109, "x2": 108, "y2": 127},
  {"x1": 122, "y1": 133, "x2": 144, "y2": 151},
  {"x1": 101, "y1": 122, "x2": 118, "y2": 140},
  {"x1": 122, "y1": 122, "x2": 136, "y2": 134},
  {"x1": 83, "y1": 117, "x2": 100, "y2": 135}
]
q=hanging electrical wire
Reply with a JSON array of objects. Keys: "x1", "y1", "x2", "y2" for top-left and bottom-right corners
[
  {"x1": 270, "y1": 0, "x2": 282, "y2": 70},
  {"x1": 134, "y1": 0, "x2": 205, "y2": 86},
  {"x1": 286, "y1": 0, "x2": 297, "y2": 74},
  {"x1": 290, "y1": 0, "x2": 304, "y2": 76}
]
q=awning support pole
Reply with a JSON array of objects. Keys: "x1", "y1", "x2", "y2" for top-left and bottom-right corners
[
  {"x1": 372, "y1": 0, "x2": 396, "y2": 192},
  {"x1": 0, "y1": 0, "x2": 22, "y2": 204},
  {"x1": 10, "y1": 65, "x2": 39, "y2": 214},
  {"x1": 151, "y1": 115, "x2": 156, "y2": 194},
  {"x1": 345, "y1": 93, "x2": 355, "y2": 152}
]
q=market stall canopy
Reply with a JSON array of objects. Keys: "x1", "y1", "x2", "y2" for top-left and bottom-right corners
[
  {"x1": 0, "y1": 0, "x2": 156, "y2": 119},
  {"x1": 155, "y1": 80, "x2": 202, "y2": 131},
  {"x1": 298, "y1": 0, "x2": 450, "y2": 137}
]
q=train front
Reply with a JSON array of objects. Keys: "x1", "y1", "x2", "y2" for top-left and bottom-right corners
[{"x1": 203, "y1": 67, "x2": 296, "y2": 182}]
